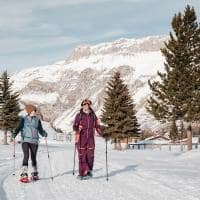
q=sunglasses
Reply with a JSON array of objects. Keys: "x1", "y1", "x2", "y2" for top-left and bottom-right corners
[{"x1": 83, "y1": 103, "x2": 89, "y2": 106}]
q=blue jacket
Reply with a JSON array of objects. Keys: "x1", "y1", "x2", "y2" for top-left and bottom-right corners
[{"x1": 14, "y1": 115, "x2": 46, "y2": 144}]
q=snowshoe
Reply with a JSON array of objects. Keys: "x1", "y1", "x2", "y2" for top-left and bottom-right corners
[
  {"x1": 30, "y1": 172, "x2": 39, "y2": 181},
  {"x1": 77, "y1": 175, "x2": 90, "y2": 180},
  {"x1": 20, "y1": 173, "x2": 29, "y2": 183},
  {"x1": 87, "y1": 171, "x2": 93, "y2": 177}
]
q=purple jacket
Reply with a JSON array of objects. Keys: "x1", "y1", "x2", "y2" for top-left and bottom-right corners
[{"x1": 73, "y1": 108, "x2": 103, "y2": 145}]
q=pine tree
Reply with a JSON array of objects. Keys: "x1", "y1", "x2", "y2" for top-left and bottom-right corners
[
  {"x1": 101, "y1": 71, "x2": 140, "y2": 150},
  {"x1": 181, "y1": 5, "x2": 200, "y2": 123},
  {"x1": 0, "y1": 71, "x2": 20, "y2": 144},
  {"x1": 147, "y1": 5, "x2": 200, "y2": 126}
]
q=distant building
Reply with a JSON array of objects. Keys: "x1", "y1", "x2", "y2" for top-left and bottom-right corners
[
  {"x1": 180, "y1": 137, "x2": 199, "y2": 144},
  {"x1": 138, "y1": 135, "x2": 170, "y2": 145}
]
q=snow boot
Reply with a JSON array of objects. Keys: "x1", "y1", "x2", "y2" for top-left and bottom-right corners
[
  {"x1": 77, "y1": 175, "x2": 90, "y2": 180},
  {"x1": 30, "y1": 172, "x2": 39, "y2": 181},
  {"x1": 87, "y1": 170, "x2": 93, "y2": 177},
  {"x1": 31, "y1": 166, "x2": 39, "y2": 181},
  {"x1": 20, "y1": 166, "x2": 29, "y2": 183}
]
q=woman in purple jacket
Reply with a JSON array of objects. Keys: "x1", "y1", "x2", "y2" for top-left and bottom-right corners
[{"x1": 73, "y1": 99, "x2": 103, "y2": 180}]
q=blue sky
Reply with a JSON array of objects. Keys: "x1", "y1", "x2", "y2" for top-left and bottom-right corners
[{"x1": 0, "y1": 0, "x2": 200, "y2": 73}]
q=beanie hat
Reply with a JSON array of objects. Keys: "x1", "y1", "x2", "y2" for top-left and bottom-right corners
[
  {"x1": 81, "y1": 99, "x2": 92, "y2": 106},
  {"x1": 25, "y1": 104, "x2": 36, "y2": 114}
]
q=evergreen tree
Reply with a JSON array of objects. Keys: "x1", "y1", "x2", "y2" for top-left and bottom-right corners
[
  {"x1": 181, "y1": 5, "x2": 200, "y2": 122},
  {"x1": 147, "y1": 5, "x2": 200, "y2": 125},
  {"x1": 101, "y1": 71, "x2": 140, "y2": 150},
  {"x1": 0, "y1": 71, "x2": 20, "y2": 144}
]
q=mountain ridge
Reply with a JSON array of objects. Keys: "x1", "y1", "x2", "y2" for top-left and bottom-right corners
[{"x1": 11, "y1": 35, "x2": 168, "y2": 132}]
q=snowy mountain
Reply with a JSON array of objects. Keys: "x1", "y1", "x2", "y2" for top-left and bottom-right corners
[{"x1": 11, "y1": 35, "x2": 167, "y2": 132}]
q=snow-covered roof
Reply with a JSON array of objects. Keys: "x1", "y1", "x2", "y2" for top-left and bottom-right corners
[{"x1": 145, "y1": 135, "x2": 170, "y2": 141}]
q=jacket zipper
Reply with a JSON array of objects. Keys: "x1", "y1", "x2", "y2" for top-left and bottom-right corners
[
  {"x1": 30, "y1": 117, "x2": 34, "y2": 142},
  {"x1": 87, "y1": 114, "x2": 89, "y2": 149}
]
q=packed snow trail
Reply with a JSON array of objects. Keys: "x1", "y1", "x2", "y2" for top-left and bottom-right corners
[
  {"x1": 0, "y1": 144, "x2": 16, "y2": 200},
  {"x1": 1, "y1": 131, "x2": 200, "y2": 199}
]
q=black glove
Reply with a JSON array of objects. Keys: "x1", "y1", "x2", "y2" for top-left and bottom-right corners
[
  {"x1": 42, "y1": 130, "x2": 48, "y2": 137},
  {"x1": 102, "y1": 132, "x2": 109, "y2": 140}
]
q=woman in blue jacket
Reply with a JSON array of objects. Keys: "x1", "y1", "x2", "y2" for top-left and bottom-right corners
[{"x1": 13, "y1": 104, "x2": 47, "y2": 182}]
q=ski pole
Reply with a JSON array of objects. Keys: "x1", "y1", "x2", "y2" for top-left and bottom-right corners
[
  {"x1": 72, "y1": 142, "x2": 77, "y2": 175},
  {"x1": 105, "y1": 136, "x2": 109, "y2": 181},
  {"x1": 45, "y1": 138, "x2": 54, "y2": 181},
  {"x1": 13, "y1": 138, "x2": 16, "y2": 176},
  {"x1": 73, "y1": 131, "x2": 80, "y2": 175}
]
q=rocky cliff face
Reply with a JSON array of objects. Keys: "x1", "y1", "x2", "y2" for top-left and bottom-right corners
[{"x1": 11, "y1": 35, "x2": 167, "y2": 132}]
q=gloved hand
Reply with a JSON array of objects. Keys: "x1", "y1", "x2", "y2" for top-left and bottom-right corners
[
  {"x1": 75, "y1": 132, "x2": 80, "y2": 144},
  {"x1": 42, "y1": 130, "x2": 48, "y2": 137},
  {"x1": 102, "y1": 132, "x2": 109, "y2": 141},
  {"x1": 79, "y1": 125, "x2": 83, "y2": 131}
]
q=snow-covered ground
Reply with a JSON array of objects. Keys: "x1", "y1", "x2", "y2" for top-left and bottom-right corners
[{"x1": 0, "y1": 124, "x2": 200, "y2": 200}]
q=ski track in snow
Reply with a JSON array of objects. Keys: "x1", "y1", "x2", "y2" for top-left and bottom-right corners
[{"x1": 1, "y1": 134, "x2": 200, "y2": 199}]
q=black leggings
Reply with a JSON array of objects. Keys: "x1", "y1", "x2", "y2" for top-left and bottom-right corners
[{"x1": 22, "y1": 142, "x2": 38, "y2": 167}]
